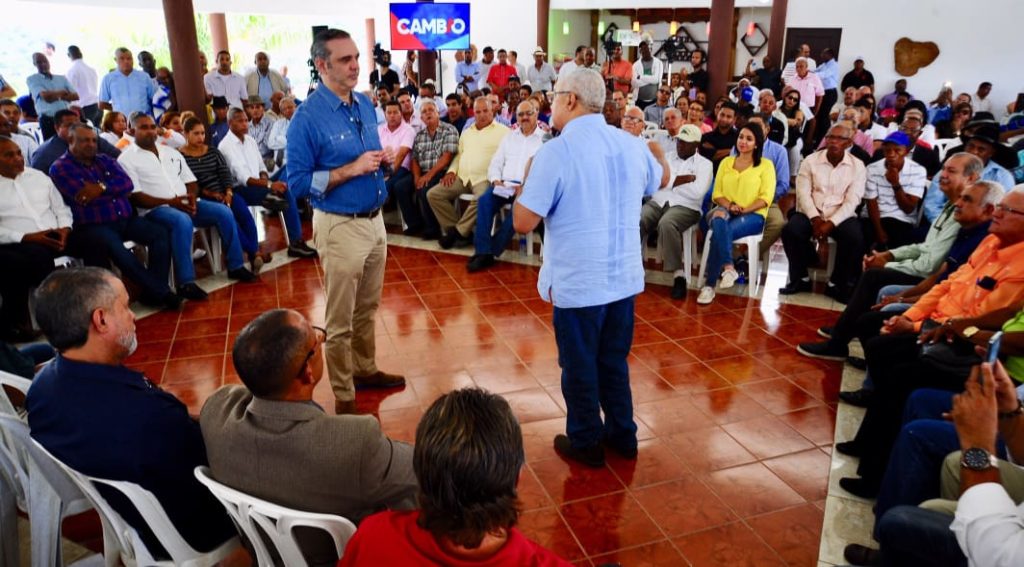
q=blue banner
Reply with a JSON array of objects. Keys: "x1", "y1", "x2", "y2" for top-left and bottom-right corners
[{"x1": 390, "y1": 3, "x2": 471, "y2": 51}]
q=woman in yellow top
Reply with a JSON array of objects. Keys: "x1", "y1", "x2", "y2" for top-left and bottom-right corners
[{"x1": 698, "y1": 124, "x2": 776, "y2": 304}]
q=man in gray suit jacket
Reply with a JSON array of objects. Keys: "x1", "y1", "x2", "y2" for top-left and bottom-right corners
[{"x1": 199, "y1": 308, "x2": 417, "y2": 565}]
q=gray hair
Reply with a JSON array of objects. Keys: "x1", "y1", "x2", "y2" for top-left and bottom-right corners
[
  {"x1": 33, "y1": 267, "x2": 119, "y2": 351},
  {"x1": 974, "y1": 180, "x2": 1006, "y2": 208},
  {"x1": 947, "y1": 152, "x2": 984, "y2": 178},
  {"x1": 227, "y1": 107, "x2": 247, "y2": 122},
  {"x1": 280, "y1": 95, "x2": 297, "y2": 108},
  {"x1": 310, "y1": 28, "x2": 351, "y2": 62},
  {"x1": 129, "y1": 111, "x2": 153, "y2": 128},
  {"x1": 114, "y1": 47, "x2": 131, "y2": 58},
  {"x1": 555, "y1": 69, "x2": 606, "y2": 113},
  {"x1": 829, "y1": 122, "x2": 854, "y2": 138},
  {"x1": 419, "y1": 99, "x2": 438, "y2": 113},
  {"x1": 663, "y1": 108, "x2": 682, "y2": 120}
]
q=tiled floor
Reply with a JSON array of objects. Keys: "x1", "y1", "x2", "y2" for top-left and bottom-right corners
[{"x1": 44, "y1": 217, "x2": 853, "y2": 566}]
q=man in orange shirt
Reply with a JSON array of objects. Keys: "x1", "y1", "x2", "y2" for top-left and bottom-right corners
[
  {"x1": 601, "y1": 43, "x2": 633, "y2": 97},
  {"x1": 838, "y1": 184, "x2": 1024, "y2": 499},
  {"x1": 486, "y1": 49, "x2": 516, "y2": 99}
]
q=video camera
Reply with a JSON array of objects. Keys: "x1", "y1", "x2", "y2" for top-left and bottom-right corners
[{"x1": 373, "y1": 43, "x2": 392, "y2": 68}]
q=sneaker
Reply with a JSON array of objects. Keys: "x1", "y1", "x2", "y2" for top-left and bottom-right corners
[
  {"x1": 553, "y1": 434, "x2": 605, "y2": 468},
  {"x1": 697, "y1": 286, "x2": 715, "y2": 305},
  {"x1": 177, "y1": 282, "x2": 209, "y2": 301},
  {"x1": 467, "y1": 254, "x2": 495, "y2": 273},
  {"x1": 287, "y1": 241, "x2": 318, "y2": 258},
  {"x1": 796, "y1": 341, "x2": 849, "y2": 361},
  {"x1": 670, "y1": 276, "x2": 688, "y2": 300},
  {"x1": 817, "y1": 326, "x2": 833, "y2": 339},
  {"x1": 228, "y1": 267, "x2": 258, "y2": 282},
  {"x1": 719, "y1": 267, "x2": 740, "y2": 289}
]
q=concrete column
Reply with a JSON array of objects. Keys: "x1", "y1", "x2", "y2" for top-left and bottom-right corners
[
  {"x1": 707, "y1": 0, "x2": 735, "y2": 100},
  {"x1": 163, "y1": 0, "x2": 206, "y2": 121},
  {"x1": 209, "y1": 12, "x2": 229, "y2": 55},
  {"x1": 537, "y1": 0, "x2": 550, "y2": 52},
  {"x1": 416, "y1": 0, "x2": 437, "y2": 84},
  {"x1": 767, "y1": 0, "x2": 788, "y2": 66},
  {"x1": 365, "y1": 19, "x2": 376, "y2": 81}
]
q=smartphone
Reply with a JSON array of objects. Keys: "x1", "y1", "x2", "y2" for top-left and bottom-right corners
[{"x1": 987, "y1": 331, "x2": 1004, "y2": 367}]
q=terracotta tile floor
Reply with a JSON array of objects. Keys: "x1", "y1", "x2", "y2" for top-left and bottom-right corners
[{"x1": 61, "y1": 229, "x2": 844, "y2": 566}]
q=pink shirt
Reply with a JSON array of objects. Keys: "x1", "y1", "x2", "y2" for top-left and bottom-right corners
[
  {"x1": 795, "y1": 149, "x2": 866, "y2": 226},
  {"x1": 377, "y1": 120, "x2": 416, "y2": 170},
  {"x1": 787, "y1": 72, "x2": 825, "y2": 109}
]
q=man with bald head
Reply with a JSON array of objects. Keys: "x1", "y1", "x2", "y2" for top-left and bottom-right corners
[
  {"x1": 622, "y1": 106, "x2": 671, "y2": 189},
  {"x1": 27, "y1": 52, "x2": 78, "y2": 140},
  {"x1": 246, "y1": 51, "x2": 289, "y2": 108}
]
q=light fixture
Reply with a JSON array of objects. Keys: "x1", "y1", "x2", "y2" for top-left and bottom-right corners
[
  {"x1": 563, "y1": 20, "x2": 570, "y2": 35},
  {"x1": 747, "y1": 21, "x2": 756, "y2": 36},
  {"x1": 705, "y1": 22, "x2": 711, "y2": 37},
  {"x1": 598, "y1": 20, "x2": 606, "y2": 36},
  {"x1": 669, "y1": 20, "x2": 678, "y2": 35},
  {"x1": 633, "y1": 9, "x2": 640, "y2": 33}
]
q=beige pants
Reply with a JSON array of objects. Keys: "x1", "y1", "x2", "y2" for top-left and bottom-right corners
[
  {"x1": 918, "y1": 450, "x2": 1024, "y2": 515},
  {"x1": 759, "y1": 204, "x2": 786, "y2": 257},
  {"x1": 312, "y1": 210, "x2": 386, "y2": 402},
  {"x1": 426, "y1": 177, "x2": 489, "y2": 237}
]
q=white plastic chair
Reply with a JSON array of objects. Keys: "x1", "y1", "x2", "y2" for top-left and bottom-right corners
[
  {"x1": 32, "y1": 441, "x2": 239, "y2": 567},
  {"x1": 697, "y1": 228, "x2": 767, "y2": 298},
  {"x1": 194, "y1": 466, "x2": 357, "y2": 566},
  {"x1": 808, "y1": 236, "x2": 838, "y2": 283},
  {"x1": 0, "y1": 369, "x2": 31, "y2": 417},
  {"x1": 249, "y1": 206, "x2": 291, "y2": 248},
  {"x1": 0, "y1": 414, "x2": 94, "y2": 567},
  {"x1": 933, "y1": 138, "x2": 958, "y2": 162},
  {"x1": 20, "y1": 122, "x2": 43, "y2": 145}
]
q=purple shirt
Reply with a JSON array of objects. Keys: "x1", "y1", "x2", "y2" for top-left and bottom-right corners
[{"x1": 49, "y1": 152, "x2": 135, "y2": 225}]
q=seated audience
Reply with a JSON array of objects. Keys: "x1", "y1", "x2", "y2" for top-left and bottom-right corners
[
  {"x1": 265, "y1": 95, "x2": 296, "y2": 172},
  {"x1": 427, "y1": 97, "x2": 509, "y2": 249},
  {"x1": 934, "y1": 102, "x2": 973, "y2": 139},
  {"x1": 781, "y1": 123, "x2": 866, "y2": 297},
  {"x1": 180, "y1": 117, "x2": 268, "y2": 274},
  {"x1": 873, "y1": 107, "x2": 940, "y2": 177},
  {"x1": 32, "y1": 108, "x2": 120, "y2": 173},
  {"x1": 208, "y1": 96, "x2": 231, "y2": 147},
  {"x1": 923, "y1": 123, "x2": 1017, "y2": 223},
  {"x1": 779, "y1": 88, "x2": 808, "y2": 175},
  {"x1": 49, "y1": 124, "x2": 180, "y2": 310},
  {"x1": 119, "y1": 113, "x2": 256, "y2": 298},
  {"x1": 201, "y1": 308, "x2": 417, "y2": 565},
  {"x1": 652, "y1": 108, "x2": 684, "y2": 156},
  {"x1": 402, "y1": 101, "x2": 456, "y2": 240},
  {"x1": 640, "y1": 124, "x2": 713, "y2": 299},
  {"x1": 798, "y1": 155, "x2": 988, "y2": 362},
  {"x1": 643, "y1": 85, "x2": 672, "y2": 127},
  {"x1": 155, "y1": 111, "x2": 186, "y2": 149},
  {"x1": 466, "y1": 100, "x2": 546, "y2": 273},
  {"x1": 218, "y1": 107, "x2": 317, "y2": 258},
  {"x1": 743, "y1": 116, "x2": 790, "y2": 260},
  {"x1": 99, "y1": 110, "x2": 127, "y2": 146},
  {"x1": 621, "y1": 106, "x2": 671, "y2": 188},
  {"x1": 377, "y1": 99, "x2": 416, "y2": 230},
  {"x1": 861, "y1": 132, "x2": 927, "y2": 251},
  {"x1": 396, "y1": 91, "x2": 424, "y2": 133},
  {"x1": 26, "y1": 267, "x2": 236, "y2": 558},
  {"x1": 0, "y1": 113, "x2": 38, "y2": 163},
  {"x1": 0, "y1": 137, "x2": 72, "y2": 342},
  {"x1": 243, "y1": 95, "x2": 276, "y2": 172},
  {"x1": 601, "y1": 96, "x2": 622, "y2": 128},
  {"x1": 339, "y1": 388, "x2": 571, "y2": 566},
  {"x1": 685, "y1": 99, "x2": 711, "y2": 134},
  {"x1": 755, "y1": 90, "x2": 788, "y2": 145},
  {"x1": 700, "y1": 100, "x2": 739, "y2": 172},
  {"x1": 442, "y1": 93, "x2": 467, "y2": 132},
  {"x1": 698, "y1": 124, "x2": 775, "y2": 305}
]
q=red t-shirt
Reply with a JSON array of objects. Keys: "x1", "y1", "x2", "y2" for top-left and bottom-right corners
[
  {"x1": 604, "y1": 60, "x2": 633, "y2": 95},
  {"x1": 487, "y1": 64, "x2": 516, "y2": 95},
  {"x1": 338, "y1": 510, "x2": 571, "y2": 567}
]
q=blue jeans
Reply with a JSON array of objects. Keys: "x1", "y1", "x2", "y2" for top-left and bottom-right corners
[
  {"x1": 473, "y1": 185, "x2": 516, "y2": 257},
  {"x1": 878, "y1": 284, "x2": 913, "y2": 314},
  {"x1": 234, "y1": 184, "x2": 303, "y2": 243},
  {"x1": 705, "y1": 210, "x2": 764, "y2": 286},
  {"x1": 876, "y1": 506, "x2": 967, "y2": 566},
  {"x1": 68, "y1": 217, "x2": 172, "y2": 298},
  {"x1": 219, "y1": 195, "x2": 259, "y2": 255},
  {"x1": 553, "y1": 295, "x2": 637, "y2": 450},
  {"x1": 385, "y1": 168, "x2": 418, "y2": 230},
  {"x1": 146, "y1": 202, "x2": 246, "y2": 283}
]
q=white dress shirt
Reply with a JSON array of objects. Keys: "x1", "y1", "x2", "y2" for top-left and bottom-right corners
[
  {"x1": 117, "y1": 143, "x2": 196, "y2": 215},
  {"x1": 267, "y1": 117, "x2": 290, "y2": 165},
  {"x1": 487, "y1": 126, "x2": 545, "y2": 185},
  {"x1": 632, "y1": 57, "x2": 665, "y2": 102},
  {"x1": 66, "y1": 59, "x2": 99, "y2": 107},
  {"x1": 650, "y1": 151, "x2": 713, "y2": 210},
  {"x1": 952, "y1": 482, "x2": 1024, "y2": 566},
  {"x1": 526, "y1": 63, "x2": 558, "y2": 92},
  {"x1": 558, "y1": 60, "x2": 579, "y2": 77},
  {"x1": 0, "y1": 168, "x2": 73, "y2": 244},
  {"x1": 203, "y1": 71, "x2": 248, "y2": 109},
  {"x1": 863, "y1": 157, "x2": 928, "y2": 224},
  {"x1": 218, "y1": 133, "x2": 267, "y2": 186},
  {"x1": 11, "y1": 134, "x2": 38, "y2": 164}
]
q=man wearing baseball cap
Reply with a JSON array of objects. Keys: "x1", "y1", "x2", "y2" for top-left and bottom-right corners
[
  {"x1": 526, "y1": 47, "x2": 557, "y2": 93},
  {"x1": 862, "y1": 131, "x2": 927, "y2": 251},
  {"x1": 639, "y1": 123, "x2": 713, "y2": 299}
]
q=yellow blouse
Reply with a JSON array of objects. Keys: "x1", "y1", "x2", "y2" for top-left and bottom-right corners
[{"x1": 711, "y1": 156, "x2": 776, "y2": 218}]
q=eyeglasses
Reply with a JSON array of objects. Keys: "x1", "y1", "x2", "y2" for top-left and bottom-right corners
[
  {"x1": 622, "y1": 116, "x2": 644, "y2": 123},
  {"x1": 516, "y1": 110, "x2": 536, "y2": 117},
  {"x1": 996, "y1": 203, "x2": 1024, "y2": 216},
  {"x1": 546, "y1": 90, "x2": 572, "y2": 103},
  {"x1": 301, "y1": 326, "x2": 327, "y2": 370},
  {"x1": 824, "y1": 135, "x2": 851, "y2": 141}
]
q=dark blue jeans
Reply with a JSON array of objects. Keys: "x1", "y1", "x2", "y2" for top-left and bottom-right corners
[
  {"x1": 553, "y1": 295, "x2": 637, "y2": 451},
  {"x1": 145, "y1": 201, "x2": 246, "y2": 283},
  {"x1": 235, "y1": 184, "x2": 303, "y2": 243},
  {"x1": 386, "y1": 167, "x2": 418, "y2": 230},
  {"x1": 220, "y1": 194, "x2": 259, "y2": 255},
  {"x1": 876, "y1": 506, "x2": 967, "y2": 566},
  {"x1": 705, "y1": 211, "x2": 764, "y2": 286},
  {"x1": 68, "y1": 217, "x2": 172, "y2": 298},
  {"x1": 473, "y1": 185, "x2": 516, "y2": 257}
]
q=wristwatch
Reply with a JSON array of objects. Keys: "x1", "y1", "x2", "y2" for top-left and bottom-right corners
[
  {"x1": 98, "y1": 181, "x2": 107, "y2": 193},
  {"x1": 963, "y1": 325, "x2": 980, "y2": 338},
  {"x1": 960, "y1": 447, "x2": 998, "y2": 471}
]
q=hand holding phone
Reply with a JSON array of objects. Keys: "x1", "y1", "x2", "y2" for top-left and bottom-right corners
[{"x1": 987, "y1": 331, "x2": 1004, "y2": 367}]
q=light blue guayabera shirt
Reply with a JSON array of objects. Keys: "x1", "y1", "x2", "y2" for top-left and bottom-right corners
[
  {"x1": 454, "y1": 61, "x2": 481, "y2": 92},
  {"x1": 287, "y1": 84, "x2": 387, "y2": 214},
  {"x1": 814, "y1": 59, "x2": 839, "y2": 91},
  {"x1": 922, "y1": 160, "x2": 1016, "y2": 223},
  {"x1": 26, "y1": 73, "x2": 76, "y2": 117},
  {"x1": 98, "y1": 69, "x2": 155, "y2": 116},
  {"x1": 518, "y1": 113, "x2": 661, "y2": 309}
]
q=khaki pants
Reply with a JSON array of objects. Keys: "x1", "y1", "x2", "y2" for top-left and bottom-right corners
[
  {"x1": 758, "y1": 204, "x2": 786, "y2": 258},
  {"x1": 639, "y1": 202, "x2": 701, "y2": 273},
  {"x1": 918, "y1": 450, "x2": 1024, "y2": 515},
  {"x1": 426, "y1": 177, "x2": 489, "y2": 237},
  {"x1": 312, "y1": 210, "x2": 387, "y2": 402}
]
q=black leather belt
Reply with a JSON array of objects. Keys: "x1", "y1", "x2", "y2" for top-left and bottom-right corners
[{"x1": 338, "y1": 209, "x2": 381, "y2": 219}]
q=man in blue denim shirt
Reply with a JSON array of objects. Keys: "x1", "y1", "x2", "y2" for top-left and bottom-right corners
[
  {"x1": 514, "y1": 69, "x2": 662, "y2": 467},
  {"x1": 287, "y1": 29, "x2": 405, "y2": 415}
]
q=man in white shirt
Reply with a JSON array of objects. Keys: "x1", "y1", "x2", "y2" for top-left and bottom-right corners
[
  {"x1": 66, "y1": 45, "x2": 101, "y2": 126},
  {"x1": 119, "y1": 114, "x2": 256, "y2": 300},
  {"x1": 639, "y1": 124, "x2": 712, "y2": 300},
  {"x1": 0, "y1": 137, "x2": 72, "y2": 341},
  {"x1": 243, "y1": 95, "x2": 277, "y2": 171},
  {"x1": 653, "y1": 108, "x2": 685, "y2": 156},
  {"x1": 218, "y1": 107, "x2": 316, "y2": 259},
  {"x1": 266, "y1": 95, "x2": 296, "y2": 171},
  {"x1": 558, "y1": 46, "x2": 585, "y2": 78},
  {"x1": 204, "y1": 51, "x2": 248, "y2": 110},
  {"x1": 466, "y1": 100, "x2": 546, "y2": 273},
  {"x1": 526, "y1": 47, "x2": 557, "y2": 93},
  {"x1": 862, "y1": 131, "x2": 928, "y2": 251},
  {"x1": 632, "y1": 41, "x2": 664, "y2": 111},
  {"x1": 972, "y1": 81, "x2": 993, "y2": 115},
  {"x1": 0, "y1": 113, "x2": 38, "y2": 163}
]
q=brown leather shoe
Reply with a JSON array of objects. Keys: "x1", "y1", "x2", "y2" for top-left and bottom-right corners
[
  {"x1": 354, "y1": 370, "x2": 406, "y2": 390},
  {"x1": 334, "y1": 399, "x2": 358, "y2": 415}
]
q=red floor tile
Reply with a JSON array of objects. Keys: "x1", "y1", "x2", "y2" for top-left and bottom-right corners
[
  {"x1": 560, "y1": 492, "x2": 663, "y2": 555},
  {"x1": 722, "y1": 415, "x2": 816, "y2": 460},
  {"x1": 746, "y1": 503, "x2": 825, "y2": 567},
  {"x1": 662, "y1": 426, "x2": 758, "y2": 473},
  {"x1": 632, "y1": 476, "x2": 737, "y2": 537},
  {"x1": 703, "y1": 462, "x2": 806, "y2": 518},
  {"x1": 530, "y1": 457, "x2": 625, "y2": 505},
  {"x1": 674, "y1": 522, "x2": 786, "y2": 567},
  {"x1": 589, "y1": 539, "x2": 687, "y2": 567}
]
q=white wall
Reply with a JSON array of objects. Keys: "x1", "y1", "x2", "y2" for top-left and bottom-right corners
[{"x1": 786, "y1": 0, "x2": 1022, "y2": 113}]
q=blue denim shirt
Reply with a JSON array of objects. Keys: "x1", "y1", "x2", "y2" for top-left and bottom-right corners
[
  {"x1": 518, "y1": 114, "x2": 661, "y2": 308},
  {"x1": 287, "y1": 85, "x2": 387, "y2": 214}
]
